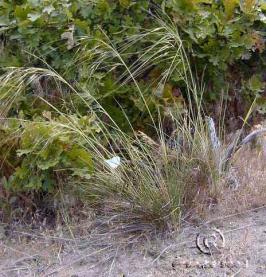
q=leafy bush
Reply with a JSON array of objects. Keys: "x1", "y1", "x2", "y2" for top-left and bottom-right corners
[
  {"x1": 0, "y1": 114, "x2": 99, "y2": 192},
  {"x1": 1, "y1": 0, "x2": 265, "y2": 120},
  {"x1": 165, "y1": 0, "x2": 266, "y2": 100}
]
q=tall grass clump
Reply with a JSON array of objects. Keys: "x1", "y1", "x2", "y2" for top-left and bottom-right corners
[{"x1": 0, "y1": 17, "x2": 233, "y2": 233}]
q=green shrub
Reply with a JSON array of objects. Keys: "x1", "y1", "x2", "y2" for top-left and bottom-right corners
[
  {"x1": 165, "y1": 0, "x2": 266, "y2": 101},
  {"x1": 0, "y1": 112, "x2": 99, "y2": 192},
  {"x1": 0, "y1": 0, "x2": 265, "y2": 122}
]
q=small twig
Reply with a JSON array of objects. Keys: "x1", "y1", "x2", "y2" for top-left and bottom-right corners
[
  {"x1": 240, "y1": 128, "x2": 266, "y2": 146},
  {"x1": 108, "y1": 246, "x2": 119, "y2": 277}
]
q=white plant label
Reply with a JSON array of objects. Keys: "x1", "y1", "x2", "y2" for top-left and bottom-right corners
[{"x1": 105, "y1": 156, "x2": 121, "y2": 169}]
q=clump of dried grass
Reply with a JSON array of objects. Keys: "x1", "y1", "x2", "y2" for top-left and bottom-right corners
[{"x1": 214, "y1": 147, "x2": 266, "y2": 217}]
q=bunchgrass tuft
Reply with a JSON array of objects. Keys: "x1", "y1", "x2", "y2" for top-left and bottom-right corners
[{"x1": 0, "y1": 17, "x2": 236, "y2": 233}]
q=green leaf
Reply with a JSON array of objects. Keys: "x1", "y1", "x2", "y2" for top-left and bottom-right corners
[
  {"x1": 15, "y1": 166, "x2": 29, "y2": 179},
  {"x1": 25, "y1": 176, "x2": 42, "y2": 190},
  {"x1": 248, "y1": 75, "x2": 264, "y2": 92},
  {"x1": 66, "y1": 146, "x2": 94, "y2": 171},
  {"x1": 14, "y1": 6, "x2": 30, "y2": 20},
  {"x1": 17, "y1": 149, "x2": 32, "y2": 157},
  {"x1": 119, "y1": 0, "x2": 131, "y2": 8},
  {"x1": 261, "y1": 2, "x2": 266, "y2": 10},
  {"x1": 223, "y1": 0, "x2": 239, "y2": 19},
  {"x1": 71, "y1": 168, "x2": 92, "y2": 179}
]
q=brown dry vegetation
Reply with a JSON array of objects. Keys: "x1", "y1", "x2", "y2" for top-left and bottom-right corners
[{"x1": 216, "y1": 147, "x2": 266, "y2": 217}]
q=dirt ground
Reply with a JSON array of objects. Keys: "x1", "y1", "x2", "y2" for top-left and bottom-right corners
[
  {"x1": 0, "y1": 205, "x2": 265, "y2": 276},
  {"x1": 0, "y1": 148, "x2": 265, "y2": 277}
]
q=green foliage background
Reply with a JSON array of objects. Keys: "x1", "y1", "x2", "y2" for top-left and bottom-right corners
[{"x1": 1, "y1": 1, "x2": 265, "y2": 97}]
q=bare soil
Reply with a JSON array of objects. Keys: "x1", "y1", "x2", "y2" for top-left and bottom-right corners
[{"x1": 0, "y1": 206, "x2": 266, "y2": 276}]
